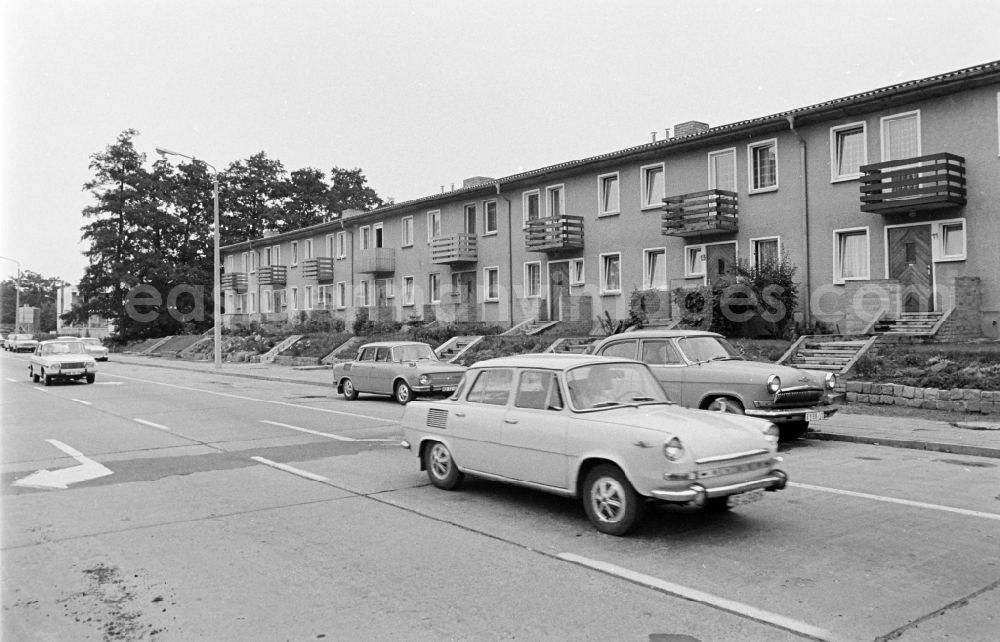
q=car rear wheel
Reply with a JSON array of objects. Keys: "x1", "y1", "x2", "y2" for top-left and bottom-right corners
[
  {"x1": 706, "y1": 396, "x2": 744, "y2": 414},
  {"x1": 582, "y1": 464, "x2": 644, "y2": 536},
  {"x1": 424, "y1": 441, "x2": 463, "y2": 490},
  {"x1": 705, "y1": 497, "x2": 733, "y2": 511},
  {"x1": 394, "y1": 380, "x2": 413, "y2": 405},
  {"x1": 43, "y1": 371, "x2": 52, "y2": 386},
  {"x1": 86, "y1": 374, "x2": 96, "y2": 384},
  {"x1": 341, "y1": 378, "x2": 358, "y2": 400}
]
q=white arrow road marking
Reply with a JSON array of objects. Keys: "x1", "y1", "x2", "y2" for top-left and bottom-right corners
[
  {"x1": 260, "y1": 419, "x2": 398, "y2": 442},
  {"x1": 13, "y1": 439, "x2": 114, "y2": 490}
]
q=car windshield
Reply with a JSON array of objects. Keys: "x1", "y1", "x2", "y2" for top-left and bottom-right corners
[
  {"x1": 565, "y1": 362, "x2": 670, "y2": 411},
  {"x1": 676, "y1": 336, "x2": 744, "y2": 363},
  {"x1": 81, "y1": 338, "x2": 102, "y2": 346},
  {"x1": 41, "y1": 342, "x2": 86, "y2": 356},
  {"x1": 15, "y1": 334, "x2": 34, "y2": 341},
  {"x1": 394, "y1": 344, "x2": 436, "y2": 362}
]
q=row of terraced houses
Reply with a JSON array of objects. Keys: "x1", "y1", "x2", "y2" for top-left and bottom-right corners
[{"x1": 220, "y1": 61, "x2": 1000, "y2": 341}]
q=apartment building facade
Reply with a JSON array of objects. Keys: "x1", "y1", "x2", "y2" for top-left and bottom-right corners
[{"x1": 221, "y1": 61, "x2": 1000, "y2": 339}]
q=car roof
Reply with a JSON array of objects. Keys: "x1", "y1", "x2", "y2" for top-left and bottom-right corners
[
  {"x1": 359, "y1": 341, "x2": 431, "y2": 349},
  {"x1": 470, "y1": 353, "x2": 641, "y2": 370},
  {"x1": 597, "y1": 329, "x2": 722, "y2": 340}
]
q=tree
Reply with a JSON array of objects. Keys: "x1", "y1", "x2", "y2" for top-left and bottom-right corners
[
  {"x1": 219, "y1": 152, "x2": 288, "y2": 245},
  {"x1": 328, "y1": 167, "x2": 384, "y2": 213},
  {"x1": 1, "y1": 271, "x2": 64, "y2": 331}
]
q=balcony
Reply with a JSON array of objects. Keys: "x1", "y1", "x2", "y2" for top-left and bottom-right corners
[
  {"x1": 356, "y1": 248, "x2": 396, "y2": 274},
  {"x1": 221, "y1": 272, "x2": 248, "y2": 292},
  {"x1": 525, "y1": 215, "x2": 584, "y2": 254},
  {"x1": 431, "y1": 233, "x2": 478, "y2": 265},
  {"x1": 257, "y1": 265, "x2": 287, "y2": 286},
  {"x1": 859, "y1": 153, "x2": 966, "y2": 214},
  {"x1": 661, "y1": 190, "x2": 738, "y2": 237},
  {"x1": 301, "y1": 257, "x2": 335, "y2": 282}
]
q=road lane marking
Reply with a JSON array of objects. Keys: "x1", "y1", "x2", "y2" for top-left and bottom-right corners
[
  {"x1": 134, "y1": 418, "x2": 172, "y2": 432},
  {"x1": 557, "y1": 553, "x2": 839, "y2": 642},
  {"x1": 789, "y1": 482, "x2": 1000, "y2": 522},
  {"x1": 260, "y1": 419, "x2": 398, "y2": 443},
  {"x1": 95, "y1": 381, "x2": 124, "y2": 386},
  {"x1": 72, "y1": 399, "x2": 92, "y2": 405},
  {"x1": 106, "y1": 373, "x2": 393, "y2": 423},
  {"x1": 13, "y1": 439, "x2": 114, "y2": 490},
  {"x1": 34, "y1": 387, "x2": 48, "y2": 392},
  {"x1": 6, "y1": 377, "x2": 17, "y2": 382},
  {"x1": 250, "y1": 456, "x2": 330, "y2": 483}
]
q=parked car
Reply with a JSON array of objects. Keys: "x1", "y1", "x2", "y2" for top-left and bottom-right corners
[
  {"x1": 28, "y1": 340, "x2": 98, "y2": 385},
  {"x1": 78, "y1": 337, "x2": 109, "y2": 361},
  {"x1": 333, "y1": 341, "x2": 467, "y2": 404},
  {"x1": 590, "y1": 330, "x2": 838, "y2": 440},
  {"x1": 7, "y1": 334, "x2": 39, "y2": 353},
  {"x1": 401, "y1": 354, "x2": 787, "y2": 535}
]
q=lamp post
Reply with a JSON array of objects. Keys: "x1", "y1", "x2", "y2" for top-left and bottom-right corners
[
  {"x1": 0, "y1": 255, "x2": 21, "y2": 331},
  {"x1": 155, "y1": 147, "x2": 222, "y2": 369}
]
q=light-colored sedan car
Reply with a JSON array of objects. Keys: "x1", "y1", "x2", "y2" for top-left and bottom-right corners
[
  {"x1": 29, "y1": 340, "x2": 98, "y2": 385},
  {"x1": 7, "y1": 333, "x2": 39, "y2": 353},
  {"x1": 78, "y1": 337, "x2": 109, "y2": 361},
  {"x1": 591, "y1": 330, "x2": 838, "y2": 439},
  {"x1": 333, "y1": 341, "x2": 467, "y2": 404},
  {"x1": 401, "y1": 354, "x2": 787, "y2": 536}
]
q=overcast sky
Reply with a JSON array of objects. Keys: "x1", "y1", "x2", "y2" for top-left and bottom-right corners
[{"x1": 2, "y1": 0, "x2": 998, "y2": 285}]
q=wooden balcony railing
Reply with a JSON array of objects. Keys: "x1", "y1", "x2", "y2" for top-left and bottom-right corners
[
  {"x1": 301, "y1": 257, "x2": 335, "y2": 282},
  {"x1": 661, "y1": 190, "x2": 738, "y2": 237},
  {"x1": 221, "y1": 272, "x2": 248, "y2": 292},
  {"x1": 525, "y1": 215, "x2": 584, "y2": 253},
  {"x1": 356, "y1": 248, "x2": 396, "y2": 274},
  {"x1": 859, "y1": 153, "x2": 966, "y2": 214},
  {"x1": 431, "y1": 233, "x2": 478, "y2": 264},
  {"x1": 256, "y1": 265, "x2": 287, "y2": 286}
]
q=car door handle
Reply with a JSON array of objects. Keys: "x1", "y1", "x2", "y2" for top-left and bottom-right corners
[
  {"x1": 454, "y1": 412, "x2": 466, "y2": 417},
  {"x1": 504, "y1": 419, "x2": 518, "y2": 424}
]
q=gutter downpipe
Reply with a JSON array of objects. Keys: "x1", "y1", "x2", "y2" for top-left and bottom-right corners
[
  {"x1": 338, "y1": 214, "x2": 355, "y2": 317},
  {"x1": 497, "y1": 182, "x2": 514, "y2": 327},
  {"x1": 786, "y1": 115, "x2": 812, "y2": 330}
]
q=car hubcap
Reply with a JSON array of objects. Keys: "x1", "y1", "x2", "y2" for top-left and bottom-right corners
[
  {"x1": 344, "y1": 381, "x2": 354, "y2": 395},
  {"x1": 398, "y1": 385, "x2": 409, "y2": 402},
  {"x1": 591, "y1": 478, "x2": 625, "y2": 523},
  {"x1": 430, "y1": 445, "x2": 451, "y2": 479}
]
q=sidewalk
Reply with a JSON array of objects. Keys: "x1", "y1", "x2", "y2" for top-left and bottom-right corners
[{"x1": 108, "y1": 354, "x2": 1000, "y2": 459}]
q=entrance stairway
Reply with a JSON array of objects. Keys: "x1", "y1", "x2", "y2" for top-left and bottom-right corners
[
  {"x1": 435, "y1": 336, "x2": 484, "y2": 363},
  {"x1": 545, "y1": 337, "x2": 599, "y2": 354},
  {"x1": 501, "y1": 319, "x2": 560, "y2": 336},
  {"x1": 874, "y1": 311, "x2": 946, "y2": 337},
  {"x1": 778, "y1": 335, "x2": 878, "y2": 374}
]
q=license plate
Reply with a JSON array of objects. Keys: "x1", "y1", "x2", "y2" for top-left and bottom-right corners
[
  {"x1": 440, "y1": 386, "x2": 456, "y2": 392},
  {"x1": 63, "y1": 369, "x2": 84, "y2": 376},
  {"x1": 727, "y1": 488, "x2": 765, "y2": 507},
  {"x1": 805, "y1": 411, "x2": 824, "y2": 422}
]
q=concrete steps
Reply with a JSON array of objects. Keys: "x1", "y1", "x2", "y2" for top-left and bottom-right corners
[
  {"x1": 545, "y1": 337, "x2": 599, "y2": 354},
  {"x1": 875, "y1": 311, "x2": 944, "y2": 335},
  {"x1": 779, "y1": 335, "x2": 878, "y2": 374},
  {"x1": 435, "y1": 335, "x2": 484, "y2": 363}
]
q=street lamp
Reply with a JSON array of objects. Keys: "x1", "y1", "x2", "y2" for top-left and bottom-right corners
[
  {"x1": 155, "y1": 147, "x2": 222, "y2": 369},
  {"x1": 0, "y1": 255, "x2": 22, "y2": 331}
]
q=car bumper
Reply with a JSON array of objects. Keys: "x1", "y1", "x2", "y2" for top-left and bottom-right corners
[
  {"x1": 412, "y1": 384, "x2": 458, "y2": 395},
  {"x1": 650, "y1": 469, "x2": 788, "y2": 503},
  {"x1": 745, "y1": 406, "x2": 838, "y2": 423}
]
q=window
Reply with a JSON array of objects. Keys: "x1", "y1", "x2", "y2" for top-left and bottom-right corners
[
  {"x1": 514, "y1": 370, "x2": 563, "y2": 411},
  {"x1": 429, "y1": 273, "x2": 441, "y2": 303},
  {"x1": 304, "y1": 239, "x2": 313, "y2": 259},
  {"x1": 643, "y1": 248, "x2": 667, "y2": 290},
  {"x1": 241, "y1": 252, "x2": 249, "y2": 272},
  {"x1": 833, "y1": 227, "x2": 870, "y2": 283},
  {"x1": 248, "y1": 292, "x2": 257, "y2": 313},
  {"x1": 289, "y1": 287, "x2": 298, "y2": 310},
  {"x1": 937, "y1": 220, "x2": 966, "y2": 261},
  {"x1": 290, "y1": 241, "x2": 299, "y2": 266},
  {"x1": 272, "y1": 246, "x2": 281, "y2": 265},
  {"x1": 382, "y1": 278, "x2": 395, "y2": 299},
  {"x1": 402, "y1": 276, "x2": 415, "y2": 306},
  {"x1": 522, "y1": 190, "x2": 540, "y2": 227},
  {"x1": 336, "y1": 232, "x2": 347, "y2": 258},
  {"x1": 317, "y1": 285, "x2": 333, "y2": 308},
  {"x1": 641, "y1": 163, "x2": 665, "y2": 209},
  {"x1": 466, "y1": 368, "x2": 513, "y2": 406},
  {"x1": 685, "y1": 245, "x2": 706, "y2": 277},
  {"x1": 464, "y1": 204, "x2": 477, "y2": 234},
  {"x1": 600, "y1": 253, "x2": 621, "y2": 294},
  {"x1": 359, "y1": 280, "x2": 371, "y2": 307},
  {"x1": 569, "y1": 258, "x2": 585, "y2": 285},
  {"x1": 524, "y1": 262, "x2": 541, "y2": 298},
  {"x1": 642, "y1": 340, "x2": 683, "y2": 365},
  {"x1": 373, "y1": 223, "x2": 384, "y2": 248},
  {"x1": 326, "y1": 234, "x2": 335, "y2": 258},
  {"x1": 546, "y1": 185, "x2": 564, "y2": 217},
  {"x1": 264, "y1": 247, "x2": 272, "y2": 266},
  {"x1": 484, "y1": 200, "x2": 497, "y2": 235},
  {"x1": 427, "y1": 210, "x2": 442, "y2": 243},
  {"x1": 708, "y1": 148, "x2": 737, "y2": 192},
  {"x1": 831, "y1": 123, "x2": 867, "y2": 181},
  {"x1": 598, "y1": 172, "x2": 620, "y2": 216},
  {"x1": 599, "y1": 339, "x2": 637, "y2": 359},
  {"x1": 251, "y1": 251, "x2": 258, "y2": 272},
  {"x1": 401, "y1": 216, "x2": 414, "y2": 247},
  {"x1": 235, "y1": 294, "x2": 246, "y2": 313},
  {"x1": 751, "y1": 237, "x2": 780, "y2": 269},
  {"x1": 336, "y1": 282, "x2": 347, "y2": 308},
  {"x1": 748, "y1": 139, "x2": 777, "y2": 192},
  {"x1": 225, "y1": 254, "x2": 234, "y2": 272},
  {"x1": 360, "y1": 226, "x2": 371, "y2": 250},
  {"x1": 881, "y1": 111, "x2": 920, "y2": 161},
  {"x1": 484, "y1": 267, "x2": 500, "y2": 301}
]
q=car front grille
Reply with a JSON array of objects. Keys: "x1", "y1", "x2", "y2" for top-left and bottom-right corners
[
  {"x1": 428, "y1": 372, "x2": 463, "y2": 386},
  {"x1": 695, "y1": 457, "x2": 774, "y2": 480},
  {"x1": 61, "y1": 362, "x2": 86, "y2": 369},
  {"x1": 774, "y1": 388, "x2": 823, "y2": 407},
  {"x1": 426, "y1": 408, "x2": 448, "y2": 429}
]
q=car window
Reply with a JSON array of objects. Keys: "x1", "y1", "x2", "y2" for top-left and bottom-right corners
[
  {"x1": 599, "y1": 340, "x2": 637, "y2": 359},
  {"x1": 359, "y1": 347, "x2": 377, "y2": 361},
  {"x1": 514, "y1": 370, "x2": 563, "y2": 411},
  {"x1": 394, "y1": 344, "x2": 435, "y2": 362},
  {"x1": 375, "y1": 347, "x2": 391, "y2": 362},
  {"x1": 641, "y1": 340, "x2": 683, "y2": 365},
  {"x1": 676, "y1": 336, "x2": 743, "y2": 362},
  {"x1": 566, "y1": 363, "x2": 669, "y2": 410},
  {"x1": 466, "y1": 368, "x2": 513, "y2": 406}
]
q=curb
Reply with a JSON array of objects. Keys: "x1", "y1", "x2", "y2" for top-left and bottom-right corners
[
  {"x1": 109, "y1": 358, "x2": 331, "y2": 389},
  {"x1": 804, "y1": 431, "x2": 1000, "y2": 460}
]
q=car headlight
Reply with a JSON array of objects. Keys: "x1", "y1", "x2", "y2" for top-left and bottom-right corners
[
  {"x1": 766, "y1": 374, "x2": 781, "y2": 394},
  {"x1": 418, "y1": 375, "x2": 429, "y2": 385},
  {"x1": 825, "y1": 372, "x2": 837, "y2": 389},
  {"x1": 663, "y1": 437, "x2": 684, "y2": 461},
  {"x1": 764, "y1": 423, "x2": 780, "y2": 444}
]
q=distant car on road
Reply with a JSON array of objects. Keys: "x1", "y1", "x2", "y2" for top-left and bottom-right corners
[
  {"x1": 590, "y1": 329, "x2": 838, "y2": 439},
  {"x1": 7, "y1": 334, "x2": 39, "y2": 353},
  {"x1": 333, "y1": 341, "x2": 467, "y2": 404},
  {"x1": 29, "y1": 339, "x2": 98, "y2": 385},
  {"x1": 401, "y1": 353, "x2": 787, "y2": 535},
  {"x1": 78, "y1": 337, "x2": 109, "y2": 361}
]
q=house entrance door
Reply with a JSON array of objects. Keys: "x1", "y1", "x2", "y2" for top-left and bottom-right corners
[
  {"x1": 705, "y1": 242, "x2": 737, "y2": 287},
  {"x1": 452, "y1": 272, "x2": 477, "y2": 304},
  {"x1": 888, "y1": 225, "x2": 934, "y2": 312},
  {"x1": 548, "y1": 261, "x2": 570, "y2": 321}
]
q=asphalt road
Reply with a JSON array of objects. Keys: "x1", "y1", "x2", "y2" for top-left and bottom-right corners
[{"x1": 2, "y1": 352, "x2": 998, "y2": 641}]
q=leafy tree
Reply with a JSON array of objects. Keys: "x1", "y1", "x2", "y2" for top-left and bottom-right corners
[
  {"x1": 328, "y1": 167, "x2": 384, "y2": 213},
  {"x1": 219, "y1": 152, "x2": 288, "y2": 245},
  {"x1": 1, "y1": 271, "x2": 64, "y2": 331}
]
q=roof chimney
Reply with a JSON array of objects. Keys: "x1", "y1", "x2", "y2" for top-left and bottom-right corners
[
  {"x1": 463, "y1": 176, "x2": 495, "y2": 188},
  {"x1": 672, "y1": 121, "x2": 710, "y2": 138}
]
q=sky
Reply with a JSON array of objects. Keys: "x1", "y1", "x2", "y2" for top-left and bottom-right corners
[{"x1": 2, "y1": 0, "x2": 999, "y2": 285}]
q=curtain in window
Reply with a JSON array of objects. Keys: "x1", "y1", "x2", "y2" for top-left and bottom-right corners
[
  {"x1": 884, "y1": 115, "x2": 918, "y2": 161},
  {"x1": 526, "y1": 264, "x2": 540, "y2": 296},
  {"x1": 526, "y1": 194, "x2": 540, "y2": 221},
  {"x1": 548, "y1": 189, "x2": 562, "y2": 217},
  {"x1": 942, "y1": 224, "x2": 964, "y2": 257},
  {"x1": 710, "y1": 151, "x2": 736, "y2": 192},
  {"x1": 601, "y1": 176, "x2": 619, "y2": 212},
  {"x1": 838, "y1": 232, "x2": 867, "y2": 279},
  {"x1": 754, "y1": 239, "x2": 779, "y2": 267},
  {"x1": 603, "y1": 255, "x2": 621, "y2": 291},
  {"x1": 645, "y1": 250, "x2": 666, "y2": 289},
  {"x1": 644, "y1": 168, "x2": 664, "y2": 205},
  {"x1": 752, "y1": 145, "x2": 776, "y2": 189},
  {"x1": 836, "y1": 128, "x2": 865, "y2": 176}
]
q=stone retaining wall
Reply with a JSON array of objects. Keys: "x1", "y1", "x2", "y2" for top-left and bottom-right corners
[{"x1": 844, "y1": 381, "x2": 998, "y2": 414}]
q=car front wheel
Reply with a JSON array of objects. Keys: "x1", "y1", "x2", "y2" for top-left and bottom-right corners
[
  {"x1": 394, "y1": 380, "x2": 413, "y2": 405},
  {"x1": 43, "y1": 371, "x2": 53, "y2": 386},
  {"x1": 582, "y1": 464, "x2": 644, "y2": 536},
  {"x1": 706, "y1": 396, "x2": 744, "y2": 414},
  {"x1": 780, "y1": 420, "x2": 809, "y2": 441},
  {"x1": 424, "y1": 441, "x2": 463, "y2": 490},
  {"x1": 341, "y1": 378, "x2": 358, "y2": 401},
  {"x1": 86, "y1": 374, "x2": 96, "y2": 384}
]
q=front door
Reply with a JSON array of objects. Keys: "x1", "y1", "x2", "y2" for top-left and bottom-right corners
[
  {"x1": 374, "y1": 280, "x2": 388, "y2": 307},
  {"x1": 549, "y1": 261, "x2": 570, "y2": 321},
  {"x1": 705, "y1": 242, "x2": 737, "y2": 287},
  {"x1": 888, "y1": 225, "x2": 934, "y2": 312},
  {"x1": 452, "y1": 271, "x2": 477, "y2": 304}
]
